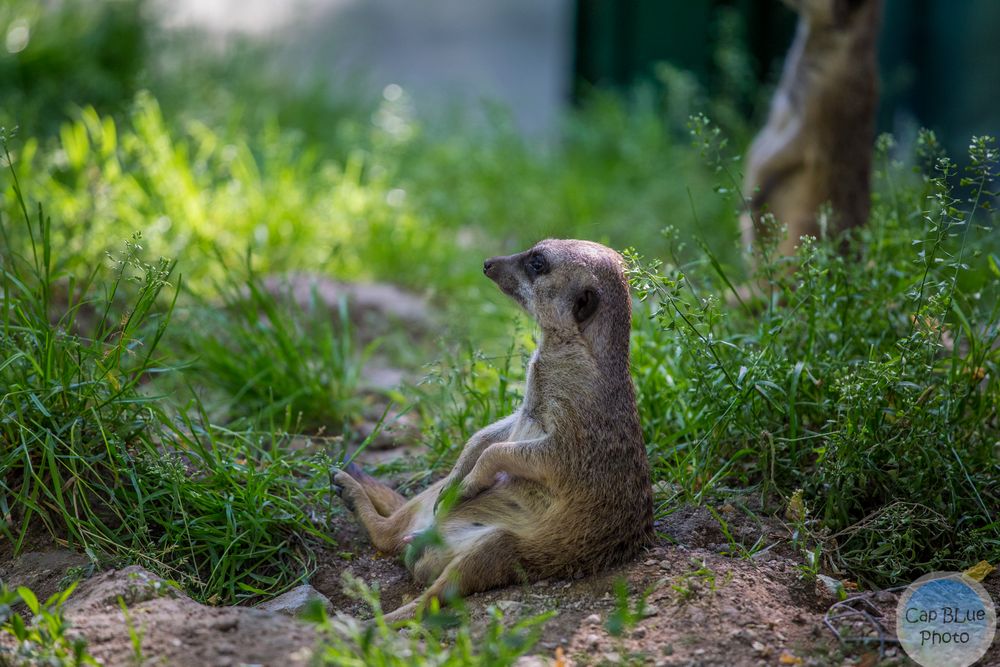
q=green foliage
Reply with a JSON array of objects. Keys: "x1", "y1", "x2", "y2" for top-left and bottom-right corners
[
  {"x1": 628, "y1": 124, "x2": 1000, "y2": 585},
  {"x1": 1, "y1": 96, "x2": 466, "y2": 301},
  {"x1": 670, "y1": 559, "x2": 729, "y2": 602},
  {"x1": 309, "y1": 575, "x2": 551, "y2": 666},
  {"x1": 0, "y1": 0, "x2": 147, "y2": 136},
  {"x1": 0, "y1": 582, "x2": 97, "y2": 665},
  {"x1": 118, "y1": 597, "x2": 146, "y2": 665},
  {"x1": 604, "y1": 580, "x2": 651, "y2": 637},
  {"x1": 177, "y1": 254, "x2": 375, "y2": 430},
  {"x1": 0, "y1": 141, "x2": 334, "y2": 604}
]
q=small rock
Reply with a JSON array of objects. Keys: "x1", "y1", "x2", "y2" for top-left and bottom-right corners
[
  {"x1": 585, "y1": 633, "x2": 600, "y2": 650},
  {"x1": 496, "y1": 599, "x2": 521, "y2": 614},
  {"x1": 584, "y1": 613, "x2": 601, "y2": 625},
  {"x1": 645, "y1": 558, "x2": 657, "y2": 566},
  {"x1": 216, "y1": 642, "x2": 235, "y2": 656},
  {"x1": 815, "y1": 574, "x2": 845, "y2": 600},
  {"x1": 874, "y1": 590, "x2": 896, "y2": 603},
  {"x1": 213, "y1": 617, "x2": 238, "y2": 633},
  {"x1": 632, "y1": 627, "x2": 647, "y2": 639},
  {"x1": 658, "y1": 560, "x2": 671, "y2": 570},
  {"x1": 513, "y1": 657, "x2": 547, "y2": 667},
  {"x1": 721, "y1": 605, "x2": 741, "y2": 619},
  {"x1": 603, "y1": 652, "x2": 621, "y2": 663},
  {"x1": 257, "y1": 585, "x2": 332, "y2": 617},
  {"x1": 533, "y1": 579, "x2": 549, "y2": 587},
  {"x1": 641, "y1": 604, "x2": 660, "y2": 618}
]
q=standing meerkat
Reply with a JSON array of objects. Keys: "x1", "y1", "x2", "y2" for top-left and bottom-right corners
[
  {"x1": 334, "y1": 239, "x2": 653, "y2": 621},
  {"x1": 743, "y1": 0, "x2": 883, "y2": 258}
]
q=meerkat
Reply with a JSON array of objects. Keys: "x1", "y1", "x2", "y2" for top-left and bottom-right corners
[
  {"x1": 334, "y1": 239, "x2": 653, "y2": 621},
  {"x1": 743, "y1": 0, "x2": 883, "y2": 258}
]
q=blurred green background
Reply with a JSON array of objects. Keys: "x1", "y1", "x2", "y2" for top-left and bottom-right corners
[{"x1": 4, "y1": 0, "x2": 998, "y2": 155}]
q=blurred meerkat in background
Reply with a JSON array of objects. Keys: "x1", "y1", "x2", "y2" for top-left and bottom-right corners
[{"x1": 743, "y1": 0, "x2": 883, "y2": 259}]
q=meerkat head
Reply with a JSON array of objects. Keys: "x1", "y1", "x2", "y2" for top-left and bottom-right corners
[{"x1": 483, "y1": 239, "x2": 632, "y2": 353}]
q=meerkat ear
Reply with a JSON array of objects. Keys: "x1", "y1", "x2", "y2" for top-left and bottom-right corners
[{"x1": 573, "y1": 288, "x2": 600, "y2": 323}]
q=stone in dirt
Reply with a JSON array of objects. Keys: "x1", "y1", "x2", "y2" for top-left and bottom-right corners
[{"x1": 257, "y1": 584, "x2": 333, "y2": 617}]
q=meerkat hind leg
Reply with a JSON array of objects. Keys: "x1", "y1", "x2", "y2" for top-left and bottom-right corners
[
  {"x1": 341, "y1": 462, "x2": 407, "y2": 516},
  {"x1": 333, "y1": 471, "x2": 411, "y2": 554}
]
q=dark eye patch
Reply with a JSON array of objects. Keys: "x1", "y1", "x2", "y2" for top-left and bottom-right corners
[{"x1": 525, "y1": 253, "x2": 549, "y2": 278}]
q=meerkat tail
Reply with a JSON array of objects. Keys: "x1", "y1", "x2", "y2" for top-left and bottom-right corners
[{"x1": 384, "y1": 531, "x2": 523, "y2": 622}]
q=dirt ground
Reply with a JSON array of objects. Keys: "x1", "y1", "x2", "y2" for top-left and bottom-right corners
[{"x1": 4, "y1": 499, "x2": 997, "y2": 666}]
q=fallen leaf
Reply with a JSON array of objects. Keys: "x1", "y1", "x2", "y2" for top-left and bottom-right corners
[
  {"x1": 963, "y1": 560, "x2": 994, "y2": 582},
  {"x1": 779, "y1": 652, "x2": 803, "y2": 665},
  {"x1": 857, "y1": 651, "x2": 879, "y2": 667}
]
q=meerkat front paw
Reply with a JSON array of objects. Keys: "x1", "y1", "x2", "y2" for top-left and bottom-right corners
[{"x1": 456, "y1": 477, "x2": 487, "y2": 502}]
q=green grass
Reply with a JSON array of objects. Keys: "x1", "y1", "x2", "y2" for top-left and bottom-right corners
[
  {"x1": 175, "y1": 252, "x2": 376, "y2": 430},
  {"x1": 0, "y1": 140, "x2": 337, "y2": 604}
]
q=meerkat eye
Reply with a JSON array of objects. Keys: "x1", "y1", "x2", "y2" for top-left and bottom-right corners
[{"x1": 525, "y1": 253, "x2": 549, "y2": 277}]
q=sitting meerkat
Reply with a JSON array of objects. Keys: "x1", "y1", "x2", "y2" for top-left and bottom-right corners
[
  {"x1": 334, "y1": 239, "x2": 653, "y2": 621},
  {"x1": 743, "y1": 0, "x2": 882, "y2": 258}
]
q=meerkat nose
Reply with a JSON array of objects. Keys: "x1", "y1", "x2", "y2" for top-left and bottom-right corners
[{"x1": 483, "y1": 259, "x2": 495, "y2": 275}]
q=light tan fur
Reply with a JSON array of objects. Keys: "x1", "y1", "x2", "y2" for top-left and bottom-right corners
[
  {"x1": 334, "y1": 239, "x2": 653, "y2": 621},
  {"x1": 743, "y1": 0, "x2": 882, "y2": 258}
]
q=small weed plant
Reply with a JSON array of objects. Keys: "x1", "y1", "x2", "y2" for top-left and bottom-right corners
[
  {"x1": 0, "y1": 583, "x2": 96, "y2": 666},
  {"x1": 307, "y1": 575, "x2": 551, "y2": 666}
]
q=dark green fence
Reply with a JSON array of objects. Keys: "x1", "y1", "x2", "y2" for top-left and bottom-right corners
[{"x1": 573, "y1": 0, "x2": 1000, "y2": 156}]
